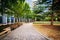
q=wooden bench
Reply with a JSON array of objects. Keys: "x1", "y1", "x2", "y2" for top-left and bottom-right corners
[{"x1": 0, "y1": 27, "x2": 11, "y2": 36}]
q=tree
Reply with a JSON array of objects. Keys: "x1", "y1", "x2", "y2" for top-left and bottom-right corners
[
  {"x1": 21, "y1": 2, "x2": 34, "y2": 22},
  {"x1": 33, "y1": 0, "x2": 54, "y2": 25},
  {"x1": 1, "y1": 0, "x2": 33, "y2": 23},
  {"x1": 0, "y1": 0, "x2": 26, "y2": 23},
  {"x1": 52, "y1": 0, "x2": 60, "y2": 21}
]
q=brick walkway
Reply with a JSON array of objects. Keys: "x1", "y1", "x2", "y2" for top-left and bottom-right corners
[{"x1": 1, "y1": 23, "x2": 48, "y2": 40}]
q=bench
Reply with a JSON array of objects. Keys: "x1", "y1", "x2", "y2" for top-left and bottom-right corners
[{"x1": 0, "y1": 27, "x2": 11, "y2": 36}]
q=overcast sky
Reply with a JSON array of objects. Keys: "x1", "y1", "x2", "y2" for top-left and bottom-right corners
[{"x1": 26, "y1": 0, "x2": 37, "y2": 9}]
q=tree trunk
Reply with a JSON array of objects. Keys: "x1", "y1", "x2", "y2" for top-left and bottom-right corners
[
  {"x1": 17, "y1": 18, "x2": 19, "y2": 22},
  {"x1": 51, "y1": 12, "x2": 54, "y2": 25},
  {"x1": 1, "y1": 0, "x2": 6, "y2": 24},
  {"x1": 2, "y1": 14, "x2": 7, "y2": 24},
  {"x1": 8, "y1": 16, "x2": 11, "y2": 24}
]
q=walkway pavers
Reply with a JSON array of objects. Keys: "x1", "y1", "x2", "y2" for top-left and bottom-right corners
[{"x1": 1, "y1": 23, "x2": 48, "y2": 40}]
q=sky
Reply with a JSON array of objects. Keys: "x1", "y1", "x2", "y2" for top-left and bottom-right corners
[
  {"x1": 26, "y1": 0, "x2": 52, "y2": 12},
  {"x1": 26, "y1": 0, "x2": 37, "y2": 9}
]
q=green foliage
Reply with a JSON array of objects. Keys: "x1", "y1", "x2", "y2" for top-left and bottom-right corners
[
  {"x1": 33, "y1": 4, "x2": 46, "y2": 14},
  {"x1": 33, "y1": 0, "x2": 54, "y2": 21},
  {"x1": 44, "y1": 17, "x2": 51, "y2": 21},
  {"x1": 0, "y1": 0, "x2": 35, "y2": 20},
  {"x1": 33, "y1": 0, "x2": 48, "y2": 14},
  {"x1": 1, "y1": 0, "x2": 25, "y2": 15}
]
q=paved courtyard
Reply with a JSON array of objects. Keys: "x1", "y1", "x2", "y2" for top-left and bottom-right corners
[{"x1": 1, "y1": 23, "x2": 49, "y2": 40}]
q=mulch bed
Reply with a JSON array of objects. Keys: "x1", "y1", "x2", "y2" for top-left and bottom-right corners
[
  {"x1": 0, "y1": 22, "x2": 23, "y2": 32},
  {"x1": 0, "y1": 25, "x2": 10, "y2": 32},
  {"x1": 33, "y1": 24, "x2": 60, "y2": 40},
  {"x1": 10, "y1": 22, "x2": 23, "y2": 30},
  {"x1": 40, "y1": 25, "x2": 60, "y2": 31}
]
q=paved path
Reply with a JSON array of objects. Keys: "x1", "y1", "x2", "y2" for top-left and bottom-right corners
[{"x1": 1, "y1": 23, "x2": 48, "y2": 40}]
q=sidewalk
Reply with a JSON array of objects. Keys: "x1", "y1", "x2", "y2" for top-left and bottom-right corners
[{"x1": 1, "y1": 23, "x2": 48, "y2": 40}]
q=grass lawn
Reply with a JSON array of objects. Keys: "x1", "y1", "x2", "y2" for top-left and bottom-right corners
[{"x1": 33, "y1": 21, "x2": 60, "y2": 40}]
